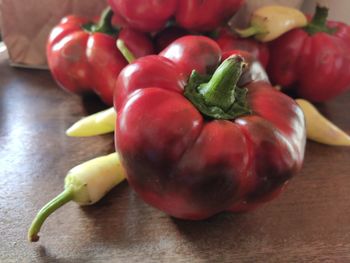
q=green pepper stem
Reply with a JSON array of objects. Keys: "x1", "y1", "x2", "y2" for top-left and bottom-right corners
[
  {"x1": 92, "y1": 7, "x2": 117, "y2": 35},
  {"x1": 199, "y1": 56, "x2": 245, "y2": 111},
  {"x1": 304, "y1": 5, "x2": 336, "y2": 35},
  {"x1": 117, "y1": 39, "x2": 136, "y2": 64},
  {"x1": 310, "y1": 5, "x2": 329, "y2": 28},
  {"x1": 28, "y1": 187, "x2": 74, "y2": 242},
  {"x1": 184, "y1": 55, "x2": 251, "y2": 120},
  {"x1": 235, "y1": 25, "x2": 262, "y2": 38}
]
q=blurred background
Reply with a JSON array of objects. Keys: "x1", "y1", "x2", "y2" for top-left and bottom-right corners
[{"x1": 0, "y1": 0, "x2": 349, "y2": 68}]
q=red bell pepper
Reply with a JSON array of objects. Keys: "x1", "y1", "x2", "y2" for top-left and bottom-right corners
[
  {"x1": 114, "y1": 36, "x2": 306, "y2": 219},
  {"x1": 107, "y1": 0, "x2": 244, "y2": 32},
  {"x1": 267, "y1": 6, "x2": 350, "y2": 102},
  {"x1": 215, "y1": 28, "x2": 270, "y2": 68},
  {"x1": 47, "y1": 8, "x2": 154, "y2": 105}
]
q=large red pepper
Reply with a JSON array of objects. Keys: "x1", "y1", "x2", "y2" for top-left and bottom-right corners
[
  {"x1": 114, "y1": 36, "x2": 306, "y2": 219},
  {"x1": 47, "y1": 8, "x2": 154, "y2": 105},
  {"x1": 107, "y1": 0, "x2": 244, "y2": 32},
  {"x1": 215, "y1": 27, "x2": 270, "y2": 68},
  {"x1": 267, "y1": 6, "x2": 350, "y2": 102}
]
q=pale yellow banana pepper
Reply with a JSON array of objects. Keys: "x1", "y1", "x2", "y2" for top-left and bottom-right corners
[
  {"x1": 296, "y1": 99, "x2": 350, "y2": 146},
  {"x1": 28, "y1": 152, "x2": 126, "y2": 242},
  {"x1": 236, "y1": 5, "x2": 307, "y2": 42},
  {"x1": 66, "y1": 99, "x2": 350, "y2": 147},
  {"x1": 66, "y1": 107, "x2": 116, "y2": 137}
]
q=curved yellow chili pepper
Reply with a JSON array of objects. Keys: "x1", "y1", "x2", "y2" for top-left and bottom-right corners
[
  {"x1": 28, "y1": 152, "x2": 126, "y2": 242},
  {"x1": 236, "y1": 5, "x2": 307, "y2": 42},
  {"x1": 296, "y1": 99, "x2": 350, "y2": 146}
]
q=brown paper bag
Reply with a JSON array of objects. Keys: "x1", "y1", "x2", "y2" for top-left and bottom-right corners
[{"x1": 0, "y1": 0, "x2": 107, "y2": 68}]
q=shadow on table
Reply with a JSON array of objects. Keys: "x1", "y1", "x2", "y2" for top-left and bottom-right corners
[
  {"x1": 170, "y1": 212, "x2": 261, "y2": 262},
  {"x1": 36, "y1": 246, "x2": 80, "y2": 263},
  {"x1": 81, "y1": 93, "x2": 109, "y2": 115},
  {"x1": 77, "y1": 183, "x2": 268, "y2": 261}
]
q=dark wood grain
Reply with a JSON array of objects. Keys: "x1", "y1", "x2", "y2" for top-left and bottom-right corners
[{"x1": 1, "y1": 50, "x2": 350, "y2": 263}]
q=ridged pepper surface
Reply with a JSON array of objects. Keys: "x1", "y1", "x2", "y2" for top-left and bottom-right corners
[
  {"x1": 268, "y1": 6, "x2": 350, "y2": 102},
  {"x1": 47, "y1": 8, "x2": 154, "y2": 105},
  {"x1": 108, "y1": 0, "x2": 244, "y2": 32},
  {"x1": 114, "y1": 36, "x2": 306, "y2": 219}
]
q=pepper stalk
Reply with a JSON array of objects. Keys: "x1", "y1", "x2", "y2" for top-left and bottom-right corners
[
  {"x1": 184, "y1": 55, "x2": 251, "y2": 120},
  {"x1": 303, "y1": 5, "x2": 337, "y2": 35},
  {"x1": 83, "y1": 7, "x2": 118, "y2": 36}
]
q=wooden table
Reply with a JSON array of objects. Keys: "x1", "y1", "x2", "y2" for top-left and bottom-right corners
[{"x1": 1, "y1": 50, "x2": 350, "y2": 263}]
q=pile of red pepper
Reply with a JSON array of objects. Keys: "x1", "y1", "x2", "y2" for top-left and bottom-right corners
[
  {"x1": 46, "y1": 2, "x2": 350, "y2": 220},
  {"x1": 267, "y1": 6, "x2": 350, "y2": 102}
]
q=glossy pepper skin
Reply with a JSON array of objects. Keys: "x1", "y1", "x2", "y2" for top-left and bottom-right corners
[
  {"x1": 47, "y1": 8, "x2": 154, "y2": 105},
  {"x1": 108, "y1": 0, "x2": 244, "y2": 32},
  {"x1": 114, "y1": 36, "x2": 306, "y2": 219},
  {"x1": 216, "y1": 28, "x2": 270, "y2": 68},
  {"x1": 267, "y1": 6, "x2": 350, "y2": 102}
]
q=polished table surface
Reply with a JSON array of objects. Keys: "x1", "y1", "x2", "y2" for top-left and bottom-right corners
[{"x1": 1, "y1": 49, "x2": 350, "y2": 263}]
